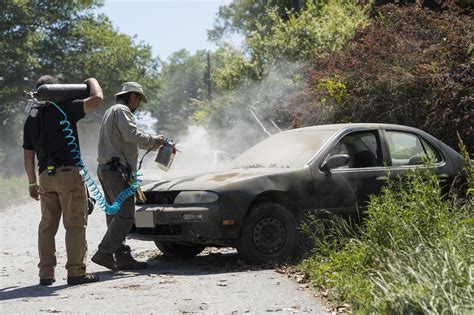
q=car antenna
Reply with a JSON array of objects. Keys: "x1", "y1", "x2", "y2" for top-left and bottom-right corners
[
  {"x1": 269, "y1": 118, "x2": 281, "y2": 133},
  {"x1": 249, "y1": 107, "x2": 272, "y2": 137}
]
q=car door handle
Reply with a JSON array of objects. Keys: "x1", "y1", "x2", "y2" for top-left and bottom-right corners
[{"x1": 376, "y1": 176, "x2": 388, "y2": 181}]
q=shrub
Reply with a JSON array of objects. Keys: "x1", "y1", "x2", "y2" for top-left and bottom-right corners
[
  {"x1": 247, "y1": 1, "x2": 369, "y2": 63},
  {"x1": 299, "y1": 168, "x2": 473, "y2": 313},
  {"x1": 364, "y1": 170, "x2": 453, "y2": 250},
  {"x1": 289, "y1": 4, "x2": 473, "y2": 152}
]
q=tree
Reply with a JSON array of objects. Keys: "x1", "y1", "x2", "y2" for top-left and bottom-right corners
[
  {"x1": 0, "y1": 0, "x2": 159, "y2": 173},
  {"x1": 208, "y1": 0, "x2": 309, "y2": 42},
  {"x1": 246, "y1": 1, "x2": 369, "y2": 64},
  {"x1": 193, "y1": 0, "x2": 370, "y2": 144},
  {"x1": 290, "y1": 4, "x2": 473, "y2": 152},
  {"x1": 150, "y1": 49, "x2": 210, "y2": 137}
]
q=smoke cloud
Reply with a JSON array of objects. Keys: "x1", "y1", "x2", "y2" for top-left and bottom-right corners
[{"x1": 139, "y1": 61, "x2": 305, "y2": 180}]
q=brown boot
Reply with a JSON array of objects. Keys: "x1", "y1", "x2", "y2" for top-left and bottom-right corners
[{"x1": 115, "y1": 245, "x2": 147, "y2": 270}]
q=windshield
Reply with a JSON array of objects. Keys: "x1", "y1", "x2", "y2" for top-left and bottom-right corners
[{"x1": 231, "y1": 129, "x2": 336, "y2": 169}]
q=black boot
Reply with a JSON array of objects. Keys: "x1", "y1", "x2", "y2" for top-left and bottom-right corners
[
  {"x1": 67, "y1": 274, "x2": 99, "y2": 285},
  {"x1": 115, "y1": 245, "x2": 147, "y2": 270},
  {"x1": 39, "y1": 278, "x2": 55, "y2": 286},
  {"x1": 91, "y1": 251, "x2": 117, "y2": 270}
]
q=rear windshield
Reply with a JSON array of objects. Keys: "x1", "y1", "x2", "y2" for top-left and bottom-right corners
[{"x1": 231, "y1": 130, "x2": 336, "y2": 169}]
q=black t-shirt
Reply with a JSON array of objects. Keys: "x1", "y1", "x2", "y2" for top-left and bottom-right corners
[{"x1": 23, "y1": 100, "x2": 85, "y2": 174}]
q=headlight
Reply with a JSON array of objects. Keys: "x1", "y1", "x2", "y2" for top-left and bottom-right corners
[{"x1": 174, "y1": 191, "x2": 219, "y2": 204}]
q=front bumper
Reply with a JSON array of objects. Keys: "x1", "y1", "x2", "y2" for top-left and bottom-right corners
[{"x1": 128, "y1": 203, "x2": 236, "y2": 245}]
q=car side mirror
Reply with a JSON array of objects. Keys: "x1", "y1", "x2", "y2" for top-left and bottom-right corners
[{"x1": 321, "y1": 154, "x2": 350, "y2": 171}]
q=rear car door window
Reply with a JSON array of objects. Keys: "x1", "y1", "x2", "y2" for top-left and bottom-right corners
[{"x1": 386, "y1": 131, "x2": 442, "y2": 166}]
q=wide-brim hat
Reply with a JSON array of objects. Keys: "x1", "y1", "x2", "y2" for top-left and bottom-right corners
[{"x1": 114, "y1": 81, "x2": 149, "y2": 103}]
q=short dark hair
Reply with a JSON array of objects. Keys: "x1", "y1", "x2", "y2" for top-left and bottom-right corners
[{"x1": 36, "y1": 75, "x2": 58, "y2": 89}]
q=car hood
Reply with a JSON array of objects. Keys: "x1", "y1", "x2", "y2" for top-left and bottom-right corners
[{"x1": 142, "y1": 167, "x2": 294, "y2": 192}]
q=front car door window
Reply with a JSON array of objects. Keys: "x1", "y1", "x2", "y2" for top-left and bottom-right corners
[
  {"x1": 316, "y1": 130, "x2": 385, "y2": 213},
  {"x1": 328, "y1": 132, "x2": 383, "y2": 168}
]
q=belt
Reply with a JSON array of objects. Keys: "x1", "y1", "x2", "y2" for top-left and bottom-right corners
[{"x1": 39, "y1": 165, "x2": 77, "y2": 175}]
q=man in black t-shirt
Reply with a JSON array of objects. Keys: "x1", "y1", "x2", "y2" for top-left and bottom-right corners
[{"x1": 23, "y1": 75, "x2": 103, "y2": 286}]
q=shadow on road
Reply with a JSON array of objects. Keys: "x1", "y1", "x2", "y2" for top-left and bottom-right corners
[
  {"x1": 145, "y1": 250, "x2": 278, "y2": 276},
  {"x1": 0, "y1": 250, "x2": 279, "y2": 302},
  {"x1": 0, "y1": 271, "x2": 137, "y2": 302}
]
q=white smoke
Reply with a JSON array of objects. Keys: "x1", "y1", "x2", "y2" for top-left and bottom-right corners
[{"x1": 134, "y1": 60, "x2": 305, "y2": 182}]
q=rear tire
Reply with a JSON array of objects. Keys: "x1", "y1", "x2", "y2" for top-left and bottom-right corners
[
  {"x1": 236, "y1": 202, "x2": 298, "y2": 264},
  {"x1": 154, "y1": 241, "x2": 205, "y2": 259}
]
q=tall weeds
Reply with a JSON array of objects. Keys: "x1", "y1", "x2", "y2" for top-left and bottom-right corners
[{"x1": 299, "y1": 169, "x2": 473, "y2": 313}]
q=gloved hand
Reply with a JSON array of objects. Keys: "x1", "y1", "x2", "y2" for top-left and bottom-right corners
[
  {"x1": 135, "y1": 187, "x2": 147, "y2": 204},
  {"x1": 152, "y1": 135, "x2": 165, "y2": 150}
]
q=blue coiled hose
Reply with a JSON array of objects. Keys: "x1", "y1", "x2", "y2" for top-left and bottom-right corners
[{"x1": 48, "y1": 101, "x2": 143, "y2": 215}]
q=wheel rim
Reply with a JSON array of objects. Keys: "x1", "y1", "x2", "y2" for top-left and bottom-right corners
[{"x1": 252, "y1": 217, "x2": 286, "y2": 255}]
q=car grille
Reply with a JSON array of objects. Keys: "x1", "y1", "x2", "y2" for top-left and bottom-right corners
[
  {"x1": 142, "y1": 191, "x2": 180, "y2": 205},
  {"x1": 130, "y1": 224, "x2": 182, "y2": 236}
]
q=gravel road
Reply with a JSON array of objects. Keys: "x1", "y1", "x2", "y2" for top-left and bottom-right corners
[{"x1": 0, "y1": 200, "x2": 327, "y2": 314}]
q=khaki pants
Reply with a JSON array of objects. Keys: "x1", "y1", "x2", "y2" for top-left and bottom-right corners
[{"x1": 38, "y1": 166, "x2": 88, "y2": 279}]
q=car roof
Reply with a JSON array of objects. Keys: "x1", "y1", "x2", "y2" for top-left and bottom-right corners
[{"x1": 284, "y1": 123, "x2": 422, "y2": 133}]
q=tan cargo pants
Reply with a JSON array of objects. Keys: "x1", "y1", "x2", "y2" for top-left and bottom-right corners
[{"x1": 38, "y1": 166, "x2": 88, "y2": 279}]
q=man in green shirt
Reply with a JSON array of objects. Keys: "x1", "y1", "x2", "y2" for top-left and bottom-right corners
[{"x1": 92, "y1": 82, "x2": 164, "y2": 270}]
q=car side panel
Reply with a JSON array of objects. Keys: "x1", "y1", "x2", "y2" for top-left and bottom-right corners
[{"x1": 217, "y1": 168, "x2": 314, "y2": 236}]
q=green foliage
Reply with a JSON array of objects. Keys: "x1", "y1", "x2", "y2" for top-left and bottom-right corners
[
  {"x1": 212, "y1": 44, "x2": 261, "y2": 90},
  {"x1": 457, "y1": 133, "x2": 474, "y2": 197},
  {"x1": 247, "y1": 1, "x2": 369, "y2": 63},
  {"x1": 208, "y1": 0, "x2": 308, "y2": 42},
  {"x1": 189, "y1": 0, "x2": 369, "y2": 140},
  {"x1": 299, "y1": 169, "x2": 473, "y2": 313},
  {"x1": 468, "y1": 43, "x2": 474, "y2": 60},
  {"x1": 149, "y1": 49, "x2": 210, "y2": 137},
  {"x1": 292, "y1": 4, "x2": 473, "y2": 151},
  {"x1": 1, "y1": 0, "x2": 158, "y2": 173},
  {"x1": 299, "y1": 213, "x2": 374, "y2": 306},
  {"x1": 370, "y1": 239, "x2": 474, "y2": 314},
  {"x1": 316, "y1": 77, "x2": 347, "y2": 104},
  {"x1": 365, "y1": 171, "x2": 452, "y2": 250}
]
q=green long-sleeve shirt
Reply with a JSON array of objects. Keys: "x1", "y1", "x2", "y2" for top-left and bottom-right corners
[{"x1": 97, "y1": 104, "x2": 155, "y2": 172}]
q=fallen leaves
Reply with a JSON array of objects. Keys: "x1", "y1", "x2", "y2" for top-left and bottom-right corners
[{"x1": 275, "y1": 264, "x2": 309, "y2": 284}]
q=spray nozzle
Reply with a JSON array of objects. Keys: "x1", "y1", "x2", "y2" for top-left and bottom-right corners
[
  {"x1": 23, "y1": 90, "x2": 47, "y2": 117},
  {"x1": 163, "y1": 138, "x2": 181, "y2": 153}
]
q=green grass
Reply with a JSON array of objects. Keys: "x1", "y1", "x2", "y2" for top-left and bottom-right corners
[
  {"x1": 298, "y1": 169, "x2": 473, "y2": 314},
  {"x1": 0, "y1": 173, "x2": 30, "y2": 209},
  {"x1": 371, "y1": 239, "x2": 473, "y2": 314}
]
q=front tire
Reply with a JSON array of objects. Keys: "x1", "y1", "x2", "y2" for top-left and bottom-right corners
[
  {"x1": 236, "y1": 202, "x2": 298, "y2": 264},
  {"x1": 154, "y1": 241, "x2": 205, "y2": 259}
]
